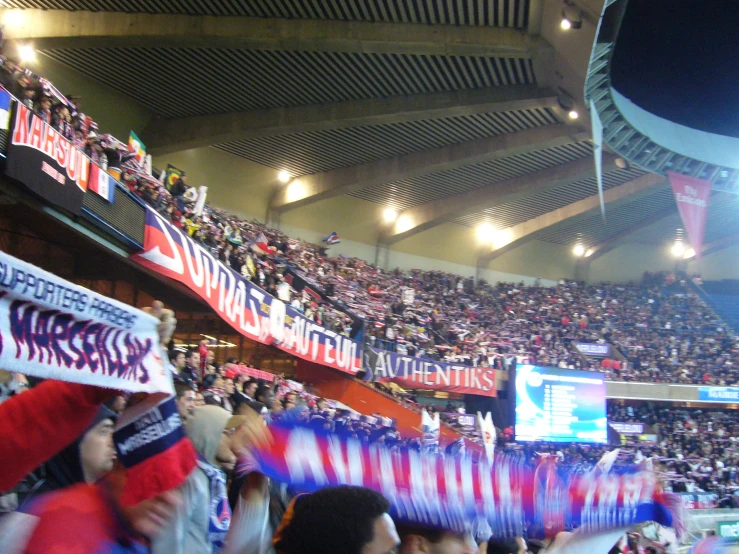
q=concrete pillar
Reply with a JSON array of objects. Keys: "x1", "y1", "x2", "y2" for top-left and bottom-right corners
[
  {"x1": 574, "y1": 258, "x2": 591, "y2": 282},
  {"x1": 375, "y1": 242, "x2": 389, "y2": 270}
]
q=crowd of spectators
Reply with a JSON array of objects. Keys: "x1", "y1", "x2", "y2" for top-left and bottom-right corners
[
  {"x1": 0, "y1": 43, "x2": 729, "y2": 554},
  {"x1": 4, "y1": 55, "x2": 736, "y2": 389}
]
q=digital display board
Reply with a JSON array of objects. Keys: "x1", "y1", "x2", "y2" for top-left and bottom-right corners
[{"x1": 515, "y1": 365, "x2": 607, "y2": 443}]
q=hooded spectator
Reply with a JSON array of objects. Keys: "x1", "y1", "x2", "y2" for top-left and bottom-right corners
[{"x1": 152, "y1": 405, "x2": 241, "y2": 554}]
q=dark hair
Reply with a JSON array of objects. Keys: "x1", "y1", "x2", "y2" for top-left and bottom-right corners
[
  {"x1": 255, "y1": 384, "x2": 272, "y2": 401},
  {"x1": 226, "y1": 357, "x2": 238, "y2": 364},
  {"x1": 274, "y1": 486, "x2": 389, "y2": 554},
  {"x1": 168, "y1": 348, "x2": 185, "y2": 362},
  {"x1": 395, "y1": 523, "x2": 446, "y2": 545},
  {"x1": 485, "y1": 538, "x2": 520, "y2": 554},
  {"x1": 174, "y1": 381, "x2": 194, "y2": 399},
  {"x1": 201, "y1": 373, "x2": 220, "y2": 391},
  {"x1": 185, "y1": 349, "x2": 198, "y2": 360}
]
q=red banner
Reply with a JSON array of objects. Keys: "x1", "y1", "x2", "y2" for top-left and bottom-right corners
[{"x1": 668, "y1": 172, "x2": 712, "y2": 260}]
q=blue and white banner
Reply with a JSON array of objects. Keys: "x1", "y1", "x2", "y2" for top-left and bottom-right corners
[
  {"x1": 0, "y1": 250, "x2": 171, "y2": 394},
  {"x1": 133, "y1": 207, "x2": 362, "y2": 375},
  {"x1": 698, "y1": 387, "x2": 739, "y2": 402},
  {"x1": 253, "y1": 423, "x2": 675, "y2": 538},
  {"x1": 575, "y1": 343, "x2": 611, "y2": 357}
]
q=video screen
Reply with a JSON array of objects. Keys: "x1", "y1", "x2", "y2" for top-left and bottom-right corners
[{"x1": 514, "y1": 364, "x2": 607, "y2": 443}]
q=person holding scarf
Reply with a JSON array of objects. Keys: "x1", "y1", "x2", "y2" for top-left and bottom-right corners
[{"x1": 152, "y1": 405, "x2": 243, "y2": 554}]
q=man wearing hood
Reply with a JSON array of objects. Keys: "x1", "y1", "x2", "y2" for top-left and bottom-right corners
[
  {"x1": 152, "y1": 405, "x2": 243, "y2": 554},
  {"x1": 29, "y1": 405, "x2": 117, "y2": 497}
]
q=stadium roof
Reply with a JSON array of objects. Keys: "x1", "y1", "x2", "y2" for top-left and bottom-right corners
[{"x1": 3, "y1": 0, "x2": 735, "y2": 264}]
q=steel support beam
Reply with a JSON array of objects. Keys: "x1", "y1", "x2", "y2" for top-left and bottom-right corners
[
  {"x1": 142, "y1": 85, "x2": 559, "y2": 155},
  {"x1": 271, "y1": 125, "x2": 585, "y2": 213},
  {"x1": 582, "y1": 206, "x2": 679, "y2": 263},
  {"x1": 380, "y1": 153, "x2": 618, "y2": 244},
  {"x1": 685, "y1": 232, "x2": 739, "y2": 260},
  {"x1": 478, "y1": 172, "x2": 665, "y2": 263},
  {"x1": 1, "y1": 9, "x2": 547, "y2": 56}
]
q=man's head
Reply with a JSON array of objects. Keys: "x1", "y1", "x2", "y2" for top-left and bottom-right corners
[
  {"x1": 79, "y1": 416, "x2": 116, "y2": 484},
  {"x1": 185, "y1": 349, "x2": 201, "y2": 369},
  {"x1": 169, "y1": 348, "x2": 186, "y2": 370},
  {"x1": 174, "y1": 381, "x2": 196, "y2": 423},
  {"x1": 397, "y1": 524, "x2": 476, "y2": 554},
  {"x1": 255, "y1": 384, "x2": 275, "y2": 409},
  {"x1": 244, "y1": 380, "x2": 258, "y2": 399},
  {"x1": 224, "y1": 377, "x2": 235, "y2": 396},
  {"x1": 274, "y1": 486, "x2": 399, "y2": 554}
]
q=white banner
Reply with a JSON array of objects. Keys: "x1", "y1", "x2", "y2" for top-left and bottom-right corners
[
  {"x1": 421, "y1": 409, "x2": 440, "y2": 447},
  {"x1": 0, "y1": 250, "x2": 172, "y2": 394},
  {"x1": 478, "y1": 411, "x2": 496, "y2": 464},
  {"x1": 590, "y1": 99, "x2": 605, "y2": 221}
]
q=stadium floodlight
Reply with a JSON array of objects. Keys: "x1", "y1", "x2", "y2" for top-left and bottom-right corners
[
  {"x1": 277, "y1": 170, "x2": 291, "y2": 183},
  {"x1": 382, "y1": 207, "x2": 398, "y2": 224},
  {"x1": 568, "y1": 110, "x2": 579, "y2": 120},
  {"x1": 560, "y1": 1, "x2": 583, "y2": 30},
  {"x1": 476, "y1": 222, "x2": 494, "y2": 245},
  {"x1": 671, "y1": 241, "x2": 686, "y2": 258},
  {"x1": 573, "y1": 244, "x2": 585, "y2": 257},
  {"x1": 18, "y1": 44, "x2": 36, "y2": 63}
]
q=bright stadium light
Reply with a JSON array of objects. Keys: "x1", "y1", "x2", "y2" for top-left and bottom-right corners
[
  {"x1": 683, "y1": 247, "x2": 696, "y2": 259},
  {"x1": 278, "y1": 170, "x2": 291, "y2": 183},
  {"x1": 382, "y1": 207, "x2": 398, "y2": 224},
  {"x1": 568, "y1": 109, "x2": 579, "y2": 120},
  {"x1": 560, "y1": 3, "x2": 583, "y2": 30},
  {"x1": 476, "y1": 222, "x2": 494, "y2": 245},
  {"x1": 18, "y1": 44, "x2": 35, "y2": 63},
  {"x1": 671, "y1": 241, "x2": 686, "y2": 258},
  {"x1": 573, "y1": 244, "x2": 585, "y2": 257}
]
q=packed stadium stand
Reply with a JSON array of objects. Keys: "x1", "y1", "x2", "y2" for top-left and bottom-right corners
[{"x1": 2, "y1": 1, "x2": 739, "y2": 552}]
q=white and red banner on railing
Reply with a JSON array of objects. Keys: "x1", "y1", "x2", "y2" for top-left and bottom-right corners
[
  {"x1": 6, "y1": 101, "x2": 117, "y2": 213},
  {"x1": 132, "y1": 207, "x2": 362, "y2": 375},
  {"x1": 0, "y1": 250, "x2": 171, "y2": 394},
  {"x1": 668, "y1": 171, "x2": 712, "y2": 260}
]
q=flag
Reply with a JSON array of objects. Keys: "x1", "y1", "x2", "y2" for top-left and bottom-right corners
[
  {"x1": 594, "y1": 448, "x2": 620, "y2": 475},
  {"x1": 478, "y1": 411, "x2": 496, "y2": 464},
  {"x1": 0, "y1": 88, "x2": 10, "y2": 131},
  {"x1": 590, "y1": 99, "x2": 606, "y2": 221},
  {"x1": 253, "y1": 232, "x2": 271, "y2": 255},
  {"x1": 143, "y1": 154, "x2": 153, "y2": 177},
  {"x1": 164, "y1": 164, "x2": 184, "y2": 191},
  {"x1": 322, "y1": 231, "x2": 341, "y2": 245},
  {"x1": 193, "y1": 185, "x2": 208, "y2": 215},
  {"x1": 128, "y1": 130, "x2": 146, "y2": 165},
  {"x1": 88, "y1": 162, "x2": 115, "y2": 202},
  {"x1": 668, "y1": 171, "x2": 712, "y2": 260},
  {"x1": 421, "y1": 409, "x2": 440, "y2": 448}
]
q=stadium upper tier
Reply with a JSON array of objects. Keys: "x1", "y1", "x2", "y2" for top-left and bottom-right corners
[{"x1": 3, "y1": 55, "x2": 738, "y2": 387}]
